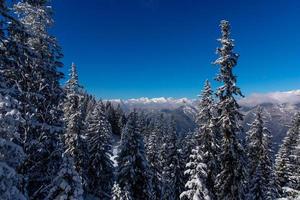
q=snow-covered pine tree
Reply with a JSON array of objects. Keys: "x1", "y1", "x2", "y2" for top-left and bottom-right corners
[
  {"x1": 117, "y1": 110, "x2": 154, "y2": 200},
  {"x1": 12, "y1": 0, "x2": 64, "y2": 198},
  {"x1": 85, "y1": 101, "x2": 114, "y2": 199},
  {"x1": 63, "y1": 63, "x2": 87, "y2": 181},
  {"x1": 106, "y1": 101, "x2": 122, "y2": 135},
  {"x1": 213, "y1": 20, "x2": 246, "y2": 200},
  {"x1": 0, "y1": 83, "x2": 26, "y2": 200},
  {"x1": 81, "y1": 93, "x2": 97, "y2": 121},
  {"x1": 180, "y1": 147, "x2": 211, "y2": 200},
  {"x1": 194, "y1": 80, "x2": 219, "y2": 198},
  {"x1": 160, "y1": 117, "x2": 184, "y2": 200},
  {"x1": 246, "y1": 108, "x2": 278, "y2": 200},
  {"x1": 177, "y1": 132, "x2": 195, "y2": 198},
  {"x1": 146, "y1": 115, "x2": 166, "y2": 199},
  {"x1": 45, "y1": 154, "x2": 83, "y2": 200},
  {"x1": 0, "y1": 2, "x2": 28, "y2": 199},
  {"x1": 275, "y1": 112, "x2": 300, "y2": 198}
]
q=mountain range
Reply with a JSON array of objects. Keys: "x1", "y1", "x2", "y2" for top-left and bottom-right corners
[{"x1": 110, "y1": 90, "x2": 300, "y2": 152}]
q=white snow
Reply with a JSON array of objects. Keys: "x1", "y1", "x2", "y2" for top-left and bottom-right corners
[{"x1": 240, "y1": 90, "x2": 300, "y2": 107}]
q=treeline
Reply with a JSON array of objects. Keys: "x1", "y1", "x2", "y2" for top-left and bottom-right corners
[{"x1": 0, "y1": 0, "x2": 299, "y2": 200}]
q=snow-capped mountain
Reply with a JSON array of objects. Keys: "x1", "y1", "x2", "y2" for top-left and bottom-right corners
[
  {"x1": 109, "y1": 97, "x2": 195, "y2": 111},
  {"x1": 109, "y1": 90, "x2": 300, "y2": 152}
]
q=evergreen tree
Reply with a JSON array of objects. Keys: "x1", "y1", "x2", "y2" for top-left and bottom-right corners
[
  {"x1": 0, "y1": 1, "x2": 31, "y2": 198},
  {"x1": 116, "y1": 111, "x2": 154, "y2": 200},
  {"x1": 0, "y1": 93, "x2": 26, "y2": 200},
  {"x1": 45, "y1": 155, "x2": 83, "y2": 200},
  {"x1": 275, "y1": 112, "x2": 300, "y2": 197},
  {"x1": 161, "y1": 117, "x2": 184, "y2": 200},
  {"x1": 177, "y1": 132, "x2": 194, "y2": 198},
  {"x1": 63, "y1": 63, "x2": 86, "y2": 181},
  {"x1": 106, "y1": 101, "x2": 122, "y2": 135},
  {"x1": 213, "y1": 20, "x2": 246, "y2": 200},
  {"x1": 246, "y1": 108, "x2": 278, "y2": 200},
  {"x1": 85, "y1": 102, "x2": 114, "y2": 199},
  {"x1": 180, "y1": 147, "x2": 211, "y2": 200},
  {"x1": 13, "y1": 1, "x2": 64, "y2": 198},
  {"x1": 146, "y1": 115, "x2": 165, "y2": 199},
  {"x1": 195, "y1": 80, "x2": 219, "y2": 198}
]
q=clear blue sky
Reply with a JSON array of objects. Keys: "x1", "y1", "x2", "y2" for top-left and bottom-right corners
[{"x1": 51, "y1": 0, "x2": 300, "y2": 99}]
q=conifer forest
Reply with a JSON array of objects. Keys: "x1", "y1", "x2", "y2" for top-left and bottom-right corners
[{"x1": 0, "y1": 0, "x2": 299, "y2": 200}]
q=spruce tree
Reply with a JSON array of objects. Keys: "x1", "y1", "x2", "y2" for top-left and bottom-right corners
[
  {"x1": 85, "y1": 102, "x2": 114, "y2": 199},
  {"x1": 0, "y1": 1, "x2": 28, "y2": 199},
  {"x1": 116, "y1": 111, "x2": 154, "y2": 200},
  {"x1": 246, "y1": 108, "x2": 278, "y2": 200},
  {"x1": 13, "y1": 1, "x2": 64, "y2": 198},
  {"x1": 0, "y1": 94, "x2": 26, "y2": 200},
  {"x1": 63, "y1": 63, "x2": 86, "y2": 181},
  {"x1": 275, "y1": 112, "x2": 300, "y2": 198},
  {"x1": 180, "y1": 147, "x2": 211, "y2": 200},
  {"x1": 213, "y1": 20, "x2": 246, "y2": 200},
  {"x1": 160, "y1": 117, "x2": 184, "y2": 200},
  {"x1": 45, "y1": 155, "x2": 83, "y2": 200},
  {"x1": 195, "y1": 80, "x2": 219, "y2": 198},
  {"x1": 146, "y1": 116, "x2": 165, "y2": 199}
]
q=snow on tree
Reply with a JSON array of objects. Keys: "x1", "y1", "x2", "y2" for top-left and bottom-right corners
[
  {"x1": 106, "y1": 101, "x2": 123, "y2": 136},
  {"x1": 12, "y1": 0, "x2": 64, "y2": 198},
  {"x1": 116, "y1": 110, "x2": 154, "y2": 200},
  {"x1": 180, "y1": 147, "x2": 211, "y2": 200},
  {"x1": 0, "y1": 96, "x2": 26, "y2": 200},
  {"x1": 112, "y1": 182, "x2": 123, "y2": 200},
  {"x1": 63, "y1": 63, "x2": 87, "y2": 182},
  {"x1": 45, "y1": 154, "x2": 83, "y2": 200},
  {"x1": 85, "y1": 101, "x2": 114, "y2": 199},
  {"x1": 193, "y1": 80, "x2": 220, "y2": 198},
  {"x1": 177, "y1": 132, "x2": 195, "y2": 198},
  {"x1": 81, "y1": 93, "x2": 97, "y2": 121},
  {"x1": 0, "y1": 2, "x2": 27, "y2": 199},
  {"x1": 112, "y1": 182, "x2": 135, "y2": 200},
  {"x1": 275, "y1": 112, "x2": 300, "y2": 198},
  {"x1": 160, "y1": 117, "x2": 184, "y2": 200},
  {"x1": 145, "y1": 114, "x2": 166, "y2": 199},
  {"x1": 213, "y1": 20, "x2": 246, "y2": 200},
  {"x1": 246, "y1": 107, "x2": 278, "y2": 200}
]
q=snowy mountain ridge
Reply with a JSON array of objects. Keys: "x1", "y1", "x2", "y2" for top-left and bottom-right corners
[
  {"x1": 109, "y1": 89, "x2": 300, "y2": 109},
  {"x1": 110, "y1": 97, "x2": 193, "y2": 104}
]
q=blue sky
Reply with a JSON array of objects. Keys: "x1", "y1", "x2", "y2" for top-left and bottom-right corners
[{"x1": 52, "y1": 0, "x2": 300, "y2": 99}]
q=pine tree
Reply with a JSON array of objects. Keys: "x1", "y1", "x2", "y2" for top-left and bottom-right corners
[
  {"x1": 275, "y1": 112, "x2": 300, "y2": 198},
  {"x1": 106, "y1": 101, "x2": 122, "y2": 135},
  {"x1": 177, "y1": 132, "x2": 194, "y2": 199},
  {"x1": 0, "y1": 95, "x2": 26, "y2": 200},
  {"x1": 116, "y1": 111, "x2": 154, "y2": 200},
  {"x1": 146, "y1": 115, "x2": 165, "y2": 199},
  {"x1": 63, "y1": 63, "x2": 86, "y2": 181},
  {"x1": 0, "y1": 1, "x2": 27, "y2": 199},
  {"x1": 85, "y1": 102, "x2": 114, "y2": 199},
  {"x1": 246, "y1": 108, "x2": 278, "y2": 200},
  {"x1": 180, "y1": 147, "x2": 211, "y2": 200},
  {"x1": 161, "y1": 117, "x2": 184, "y2": 200},
  {"x1": 213, "y1": 20, "x2": 246, "y2": 200},
  {"x1": 45, "y1": 155, "x2": 83, "y2": 200},
  {"x1": 194, "y1": 80, "x2": 219, "y2": 198},
  {"x1": 13, "y1": 1, "x2": 64, "y2": 198}
]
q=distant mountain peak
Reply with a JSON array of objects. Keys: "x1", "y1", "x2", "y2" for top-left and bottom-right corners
[{"x1": 240, "y1": 90, "x2": 300, "y2": 107}]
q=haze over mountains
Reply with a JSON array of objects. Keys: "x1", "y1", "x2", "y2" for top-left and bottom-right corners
[
  {"x1": 110, "y1": 90, "x2": 300, "y2": 109},
  {"x1": 109, "y1": 89, "x2": 300, "y2": 152}
]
